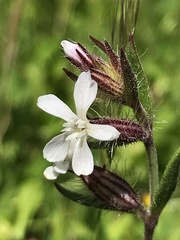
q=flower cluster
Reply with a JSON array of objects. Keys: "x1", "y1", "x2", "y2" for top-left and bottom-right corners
[
  {"x1": 37, "y1": 34, "x2": 157, "y2": 218},
  {"x1": 38, "y1": 36, "x2": 148, "y2": 181}
]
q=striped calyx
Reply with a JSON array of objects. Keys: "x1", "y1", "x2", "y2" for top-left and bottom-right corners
[
  {"x1": 90, "y1": 118, "x2": 148, "y2": 145},
  {"x1": 81, "y1": 166, "x2": 140, "y2": 212}
]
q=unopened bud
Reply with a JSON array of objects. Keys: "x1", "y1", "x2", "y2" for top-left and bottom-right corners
[
  {"x1": 90, "y1": 118, "x2": 148, "y2": 145},
  {"x1": 81, "y1": 166, "x2": 140, "y2": 212},
  {"x1": 61, "y1": 38, "x2": 126, "y2": 102}
]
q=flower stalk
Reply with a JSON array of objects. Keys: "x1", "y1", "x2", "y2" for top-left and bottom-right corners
[
  {"x1": 144, "y1": 136, "x2": 159, "y2": 206},
  {"x1": 131, "y1": 98, "x2": 159, "y2": 206}
]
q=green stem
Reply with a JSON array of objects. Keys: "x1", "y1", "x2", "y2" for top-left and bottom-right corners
[
  {"x1": 132, "y1": 99, "x2": 159, "y2": 205},
  {"x1": 144, "y1": 136, "x2": 159, "y2": 206}
]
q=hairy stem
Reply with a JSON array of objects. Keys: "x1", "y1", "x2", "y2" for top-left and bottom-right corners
[
  {"x1": 144, "y1": 136, "x2": 159, "y2": 205},
  {"x1": 143, "y1": 223, "x2": 156, "y2": 240},
  {"x1": 132, "y1": 99, "x2": 159, "y2": 205},
  {"x1": 143, "y1": 213, "x2": 158, "y2": 240},
  {"x1": 138, "y1": 201, "x2": 158, "y2": 240}
]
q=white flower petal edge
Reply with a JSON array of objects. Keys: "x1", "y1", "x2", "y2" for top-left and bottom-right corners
[
  {"x1": 88, "y1": 124, "x2": 120, "y2": 141},
  {"x1": 37, "y1": 94, "x2": 76, "y2": 121},
  {"x1": 72, "y1": 138, "x2": 94, "y2": 176},
  {"x1": 74, "y1": 71, "x2": 97, "y2": 119},
  {"x1": 54, "y1": 161, "x2": 70, "y2": 174},
  {"x1": 43, "y1": 166, "x2": 59, "y2": 180},
  {"x1": 44, "y1": 160, "x2": 70, "y2": 180},
  {"x1": 43, "y1": 134, "x2": 69, "y2": 162}
]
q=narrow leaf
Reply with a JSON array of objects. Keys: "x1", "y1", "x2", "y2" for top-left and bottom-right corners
[
  {"x1": 54, "y1": 182, "x2": 118, "y2": 211},
  {"x1": 124, "y1": 32, "x2": 153, "y2": 120},
  {"x1": 151, "y1": 147, "x2": 180, "y2": 214}
]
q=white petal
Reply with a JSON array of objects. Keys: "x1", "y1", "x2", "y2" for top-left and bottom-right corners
[
  {"x1": 61, "y1": 40, "x2": 87, "y2": 63},
  {"x1": 43, "y1": 134, "x2": 69, "y2": 162},
  {"x1": 72, "y1": 138, "x2": 94, "y2": 176},
  {"x1": 54, "y1": 160, "x2": 70, "y2": 174},
  {"x1": 88, "y1": 124, "x2": 120, "y2": 141},
  {"x1": 43, "y1": 166, "x2": 59, "y2": 180},
  {"x1": 67, "y1": 140, "x2": 76, "y2": 159},
  {"x1": 37, "y1": 94, "x2": 77, "y2": 121},
  {"x1": 74, "y1": 71, "x2": 97, "y2": 119}
]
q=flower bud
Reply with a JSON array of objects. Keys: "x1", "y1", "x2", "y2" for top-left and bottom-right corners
[
  {"x1": 61, "y1": 38, "x2": 126, "y2": 102},
  {"x1": 90, "y1": 118, "x2": 148, "y2": 145},
  {"x1": 55, "y1": 166, "x2": 141, "y2": 212},
  {"x1": 81, "y1": 166, "x2": 140, "y2": 212}
]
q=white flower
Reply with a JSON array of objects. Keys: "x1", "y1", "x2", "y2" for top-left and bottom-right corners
[{"x1": 37, "y1": 71, "x2": 120, "y2": 179}]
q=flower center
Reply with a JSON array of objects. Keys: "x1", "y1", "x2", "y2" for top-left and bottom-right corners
[{"x1": 62, "y1": 118, "x2": 89, "y2": 141}]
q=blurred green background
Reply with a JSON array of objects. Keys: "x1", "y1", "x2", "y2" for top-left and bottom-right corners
[{"x1": 0, "y1": 0, "x2": 180, "y2": 239}]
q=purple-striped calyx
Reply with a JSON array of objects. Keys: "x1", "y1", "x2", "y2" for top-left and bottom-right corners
[
  {"x1": 90, "y1": 117, "x2": 148, "y2": 145},
  {"x1": 81, "y1": 166, "x2": 140, "y2": 212}
]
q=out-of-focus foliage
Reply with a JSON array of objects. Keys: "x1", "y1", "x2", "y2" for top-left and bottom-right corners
[{"x1": 0, "y1": 0, "x2": 179, "y2": 239}]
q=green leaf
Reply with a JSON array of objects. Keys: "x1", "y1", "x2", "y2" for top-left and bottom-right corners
[
  {"x1": 54, "y1": 182, "x2": 115, "y2": 211},
  {"x1": 151, "y1": 147, "x2": 180, "y2": 214},
  {"x1": 124, "y1": 31, "x2": 153, "y2": 120}
]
